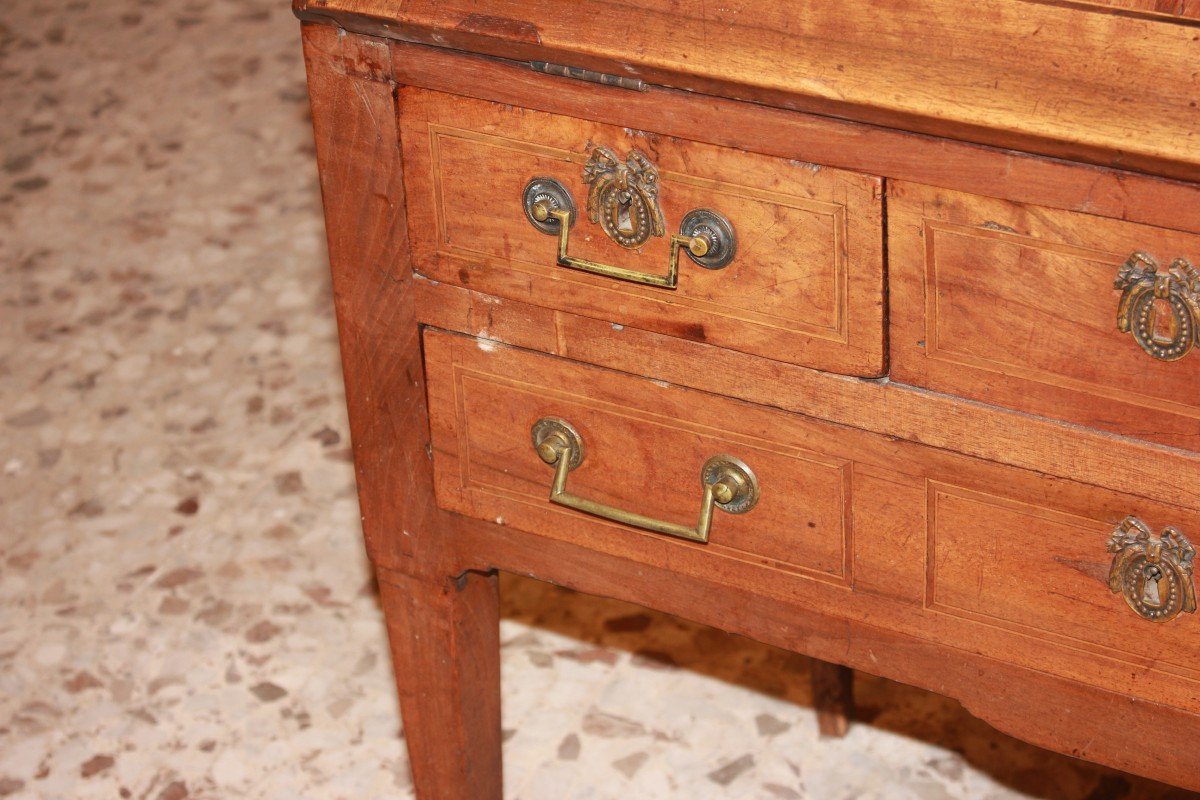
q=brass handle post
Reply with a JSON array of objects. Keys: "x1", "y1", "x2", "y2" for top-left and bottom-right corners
[{"x1": 531, "y1": 417, "x2": 758, "y2": 543}]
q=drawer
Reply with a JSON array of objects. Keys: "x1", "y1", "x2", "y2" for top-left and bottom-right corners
[
  {"x1": 424, "y1": 329, "x2": 1200, "y2": 712},
  {"x1": 889, "y1": 182, "x2": 1200, "y2": 449},
  {"x1": 399, "y1": 89, "x2": 886, "y2": 376},
  {"x1": 424, "y1": 330, "x2": 856, "y2": 586}
]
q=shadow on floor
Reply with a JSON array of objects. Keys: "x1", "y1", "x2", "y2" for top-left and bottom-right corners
[{"x1": 496, "y1": 572, "x2": 1197, "y2": 800}]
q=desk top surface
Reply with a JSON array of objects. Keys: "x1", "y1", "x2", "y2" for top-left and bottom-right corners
[{"x1": 295, "y1": 0, "x2": 1200, "y2": 184}]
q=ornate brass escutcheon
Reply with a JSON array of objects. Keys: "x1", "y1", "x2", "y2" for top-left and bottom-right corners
[
  {"x1": 521, "y1": 147, "x2": 737, "y2": 288},
  {"x1": 530, "y1": 417, "x2": 758, "y2": 543},
  {"x1": 1107, "y1": 516, "x2": 1197, "y2": 623},
  {"x1": 1115, "y1": 251, "x2": 1200, "y2": 361},
  {"x1": 583, "y1": 147, "x2": 665, "y2": 249}
]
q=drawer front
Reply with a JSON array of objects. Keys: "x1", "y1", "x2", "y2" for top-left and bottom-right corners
[
  {"x1": 424, "y1": 329, "x2": 1200, "y2": 712},
  {"x1": 889, "y1": 181, "x2": 1200, "y2": 449},
  {"x1": 399, "y1": 89, "x2": 886, "y2": 376},
  {"x1": 425, "y1": 332, "x2": 855, "y2": 585},
  {"x1": 925, "y1": 483, "x2": 1199, "y2": 659}
]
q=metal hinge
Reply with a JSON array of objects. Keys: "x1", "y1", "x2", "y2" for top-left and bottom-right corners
[{"x1": 529, "y1": 61, "x2": 646, "y2": 92}]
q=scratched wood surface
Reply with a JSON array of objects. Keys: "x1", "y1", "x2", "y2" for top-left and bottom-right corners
[
  {"x1": 397, "y1": 88, "x2": 886, "y2": 376},
  {"x1": 889, "y1": 181, "x2": 1200, "y2": 451},
  {"x1": 294, "y1": 0, "x2": 1200, "y2": 182}
]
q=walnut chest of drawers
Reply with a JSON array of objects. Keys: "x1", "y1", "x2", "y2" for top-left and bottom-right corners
[{"x1": 293, "y1": 1, "x2": 1200, "y2": 794}]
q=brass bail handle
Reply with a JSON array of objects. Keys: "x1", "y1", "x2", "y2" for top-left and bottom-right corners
[
  {"x1": 529, "y1": 196, "x2": 714, "y2": 260},
  {"x1": 522, "y1": 167, "x2": 736, "y2": 289},
  {"x1": 531, "y1": 197, "x2": 716, "y2": 274},
  {"x1": 531, "y1": 417, "x2": 759, "y2": 543}
]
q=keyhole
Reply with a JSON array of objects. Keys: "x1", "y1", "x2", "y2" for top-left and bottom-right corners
[
  {"x1": 616, "y1": 192, "x2": 635, "y2": 235},
  {"x1": 1141, "y1": 564, "x2": 1165, "y2": 608},
  {"x1": 1149, "y1": 298, "x2": 1180, "y2": 345}
]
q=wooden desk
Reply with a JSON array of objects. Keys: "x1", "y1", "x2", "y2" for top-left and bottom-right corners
[{"x1": 295, "y1": 3, "x2": 1200, "y2": 795}]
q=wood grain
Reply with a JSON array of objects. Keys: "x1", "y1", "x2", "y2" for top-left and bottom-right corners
[
  {"x1": 293, "y1": 0, "x2": 1200, "y2": 182},
  {"x1": 415, "y1": 281, "x2": 1200, "y2": 512},
  {"x1": 430, "y1": 337, "x2": 855, "y2": 584},
  {"x1": 397, "y1": 88, "x2": 886, "y2": 376},
  {"x1": 306, "y1": 28, "x2": 511, "y2": 797},
  {"x1": 303, "y1": 23, "x2": 436, "y2": 569},
  {"x1": 377, "y1": 568, "x2": 502, "y2": 800},
  {"x1": 888, "y1": 181, "x2": 1200, "y2": 450},
  {"x1": 302, "y1": 17, "x2": 1200, "y2": 795},
  {"x1": 422, "y1": 328, "x2": 1200, "y2": 717},
  {"x1": 381, "y1": 40, "x2": 1200, "y2": 238},
  {"x1": 441, "y1": 511, "x2": 1200, "y2": 791}
]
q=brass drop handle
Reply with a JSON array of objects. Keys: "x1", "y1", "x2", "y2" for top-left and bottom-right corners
[
  {"x1": 522, "y1": 154, "x2": 736, "y2": 290},
  {"x1": 1115, "y1": 251, "x2": 1200, "y2": 361},
  {"x1": 1108, "y1": 516, "x2": 1197, "y2": 623},
  {"x1": 531, "y1": 417, "x2": 758, "y2": 543},
  {"x1": 529, "y1": 196, "x2": 726, "y2": 289}
]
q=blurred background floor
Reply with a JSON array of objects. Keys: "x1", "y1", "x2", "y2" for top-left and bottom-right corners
[{"x1": 0, "y1": 2, "x2": 1196, "y2": 799}]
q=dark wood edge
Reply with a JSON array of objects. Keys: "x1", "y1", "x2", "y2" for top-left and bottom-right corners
[
  {"x1": 1020, "y1": 0, "x2": 1200, "y2": 24},
  {"x1": 811, "y1": 660, "x2": 855, "y2": 738}
]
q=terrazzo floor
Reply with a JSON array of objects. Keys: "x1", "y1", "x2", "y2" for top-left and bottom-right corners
[{"x1": 0, "y1": 1, "x2": 1196, "y2": 798}]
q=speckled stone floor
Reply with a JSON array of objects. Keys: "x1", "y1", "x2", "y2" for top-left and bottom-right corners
[{"x1": 0, "y1": 2, "x2": 1196, "y2": 799}]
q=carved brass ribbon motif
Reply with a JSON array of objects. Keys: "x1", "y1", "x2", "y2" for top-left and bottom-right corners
[
  {"x1": 1115, "y1": 251, "x2": 1200, "y2": 361},
  {"x1": 522, "y1": 147, "x2": 736, "y2": 288},
  {"x1": 1108, "y1": 516, "x2": 1196, "y2": 623},
  {"x1": 583, "y1": 147, "x2": 665, "y2": 249}
]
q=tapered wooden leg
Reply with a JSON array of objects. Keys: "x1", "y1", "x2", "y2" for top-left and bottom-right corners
[
  {"x1": 378, "y1": 569, "x2": 503, "y2": 799},
  {"x1": 811, "y1": 659, "x2": 854, "y2": 738}
]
